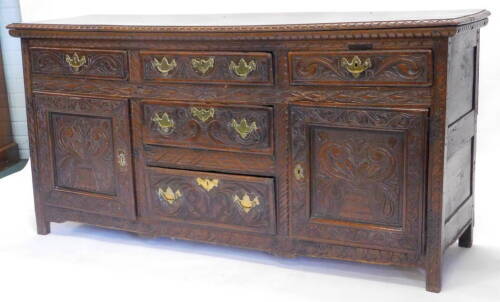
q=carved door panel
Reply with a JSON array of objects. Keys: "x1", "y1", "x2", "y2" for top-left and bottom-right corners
[
  {"x1": 290, "y1": 105, "x2": 427, "y2": 254},
  {"x1": 34, "y1": 93, "x2": 135, "y2": 219}
]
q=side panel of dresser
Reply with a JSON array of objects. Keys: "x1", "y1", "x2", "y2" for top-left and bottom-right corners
[{"x1": 443, "y1": 29, "x2": 480, "y2": 249}]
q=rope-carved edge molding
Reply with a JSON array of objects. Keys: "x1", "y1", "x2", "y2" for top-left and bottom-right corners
[
  {"x1": 8, "y1": 11, "x2": 489, "y2": 41},
  {"x1": 7, "y1": 10, "x2": 490, "y2": 33}
]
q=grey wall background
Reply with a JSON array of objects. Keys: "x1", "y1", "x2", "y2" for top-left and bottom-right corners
[{"x1": 1, "y1": 0, "x2": 28, "y2": 159}]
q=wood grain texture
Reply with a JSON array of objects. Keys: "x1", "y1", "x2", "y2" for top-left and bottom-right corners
[
  {"x1": 290, "y1": 50, "x2": 432, "y2": 86},
  {"x1": 9, "y1": 13, "x2": 489, "y2": 292},
  {"x1": 145, "y1": 167, "x2": 276, "y2": 234},
  {"x1": 290, "y1": 106, "x2": 427, "y2": 253},
  {"x1": 30, "y1": 47, "x2": 128, "y2": 80},
  {"x1": 33, "y1": 93, "x2": 136, "y2": 219},
  {"x1": 141, "y1": 51, "x2": 273, "y2": 85},
  {"x1": 141, "y1": 100, "x2": 274, "y2": 154}
]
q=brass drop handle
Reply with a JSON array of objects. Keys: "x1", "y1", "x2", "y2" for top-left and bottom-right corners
[
  {"x1": 158, "y1": 187, "x2": 182, "y2": 205},
  {"x1": 152, "y1": 57, "x2": 177, "y2": 74},
  {"x1": 65, "y1": 52, "x2": 86, "y2": 72},
  {"x1": 152, "y1": 112, "x2": 175, "y2": 133},
  {"x1": 191, "y1": 107, "x2": 215, "y2": 122},
  {"x1": 191, "y1": 57, "x2": 215, "y2": 75},
  {"x1": 231, "y1": 118, "x2": 257, "y2": 139},
  {"x1": 229, "y1": 58, "x2": 256, "y2": 79},
  {"x1": 233, "y1": 193, "x2": 260, "y2": 213},
  {"x1": 341, "y1": 55, "x2": 371, "y2": 78}
]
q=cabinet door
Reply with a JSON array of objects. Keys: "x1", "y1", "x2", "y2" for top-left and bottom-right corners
[
  {"x1": 290, "y1": 105, "x2": 427, "y2": 254},
  {"x1": 34, "y1": 93, "x2": 135, "y2": 219}
]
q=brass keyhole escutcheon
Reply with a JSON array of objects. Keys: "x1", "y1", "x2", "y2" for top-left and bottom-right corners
[
  {"x1": 294, "y1": 164, "x2": 305, "y2": 181},
  {"x1": 117, "y1": 150, "x2": 127, "y2": 169},
  {"x1": 196, "y1": 177, "x2": 219, "y2": 192}
]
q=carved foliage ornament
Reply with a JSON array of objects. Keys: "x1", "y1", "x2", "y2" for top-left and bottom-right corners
[
  {"x1": 144, "y1": 103, "x2": 271, "y2": 153},
  {"x1": 291, "y1": 51, "x2": 431, "y2": 85},
  {"x1": 290, "y1": 106, "x2": 426, "y2": 251},
  {"x1": 31, "y1": 48, "x2": 127, "y2": 78},
  {"x1": 149, "y1": 172, "x2": 274, "y2": 233}
]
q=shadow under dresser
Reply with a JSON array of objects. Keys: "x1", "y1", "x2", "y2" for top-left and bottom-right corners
[{"x1": 7, "y1": 9, "x2": 490, "y2": 292}]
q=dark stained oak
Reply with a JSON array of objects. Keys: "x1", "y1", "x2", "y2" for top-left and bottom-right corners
[{"x1": 8, "y1": 10, "x2": 490, "y2": 293}]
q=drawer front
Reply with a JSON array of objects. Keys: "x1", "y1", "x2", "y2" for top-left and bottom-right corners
[
  {"x1": 146, "y1": 167, "x2": 276, "y2": 234},
  {"x1": 30, "y1": 47, "x2": 128, "y2": 80},
  {"x1": 141, "y1": 51, "x2": 273, "y2": 85},
  {"x1": 289, "y1": 50, "x2": 432, "y2": 86},
  {"x1": 142, "y1": 100, "x2": 273, "y2": 154}
]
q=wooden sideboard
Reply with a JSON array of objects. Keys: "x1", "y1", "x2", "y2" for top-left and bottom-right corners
[
  {"x1": 8, "y1": 10, "x2": 490, "y2": 292},
  {"x1": 0, "y1": 41, "x2": 19, "y2": 171}
]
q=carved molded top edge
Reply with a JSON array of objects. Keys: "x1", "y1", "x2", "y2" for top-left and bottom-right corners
[
  {"x1": 7, "y1": 11, "x2": 489, "y2": 41},
  {"x1": 7, "y1": 10, "x2": 490, "y2": 33}
]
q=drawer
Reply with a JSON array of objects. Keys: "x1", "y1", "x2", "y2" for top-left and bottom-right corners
[
  {"x1": 140, "y1": 51, "x2": 273, "y2": 85},
  {"x1": 142, "y1": 100, "x2": 273, "y2": 155},
  {"x1": 30, "y1": 47, "x2": 128, "y2": 80},
  {"x1": 289, "y1": 50, "x2": 432, "y2": 86},
  {"x1": 146, "y1": 167, "x2": 276, "y2": 234}
]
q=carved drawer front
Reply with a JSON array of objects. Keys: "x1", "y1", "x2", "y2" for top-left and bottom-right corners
[
  {"x1": 30, "y1": 47, "x2": 128, "y2": 80},
  {"x1": 32, "y1": 93, "x2": 136, "y2": 219},
  {"x1": 142, "y1": 100, "x2": 273, "y2": 155},
  {"x1": 290, "y1": 106, "x2": 428, "y2": 254},
  {"x1": 289, "y1": 50, "x2": 432, "y2": 86},
  {"x1": 145, "y1": 167, "x2": 276, "y2": 234},
  {"x1": 140, "y1": 51, "x2": 273, "y2": 85}
]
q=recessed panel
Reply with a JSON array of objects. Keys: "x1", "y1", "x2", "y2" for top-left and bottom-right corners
[
  {"x1": 51, "y1": 113, "x2": 116, "y2": 195},
  {"x1": 310, "y1": 127, "x2": 404, "y2": 227}
]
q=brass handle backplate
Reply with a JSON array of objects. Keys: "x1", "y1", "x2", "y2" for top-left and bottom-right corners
[
  {"x1": 233, "y1": 193, "x2": 260, "y2": 213},
  {"x1": 191, "y1": 107, "x2": 215, "y2": 122},
  {"x1": 341, "y1": 55, "x2": 371, "y2": 78},
  {"x1": 229, "y1": 58, "x2": 256, "y2": 79},
  {"x1": 65, "y1": 52, "x2": 86, "y2": 72},
  {"x1": 191, "y1": 57, "x2": 215, "y2": 75},
  {"x1": 231, "y1": 118, "x2": 257, "y2": 139},
  {"x1": 152, "y1": 57, "x2": 177, "y2": 74},
  {"x1": 152, "y1": 112, "x2": 175, "y2": 133},
  {"x1": 196, "y1": 177, "x2": 219, "y2": 192},
  {"x1": 158, "y1": 187, "x2": 182, "y2": 205}
]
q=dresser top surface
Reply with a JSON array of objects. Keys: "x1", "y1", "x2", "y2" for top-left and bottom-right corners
[{"x1": 8, "y1": 10, "x2": 489, "y2": 33}]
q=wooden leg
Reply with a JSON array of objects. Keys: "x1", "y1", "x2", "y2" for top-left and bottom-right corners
[
  {"x1": 36, "y1": 219, "x2": 50, "y2": 235},
  {"x1": 458, "y1": 224, "x2": 473, "y2": 248},
  {"x1": 426, "y1": 260, "x2": 442, "y2": 293}
]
